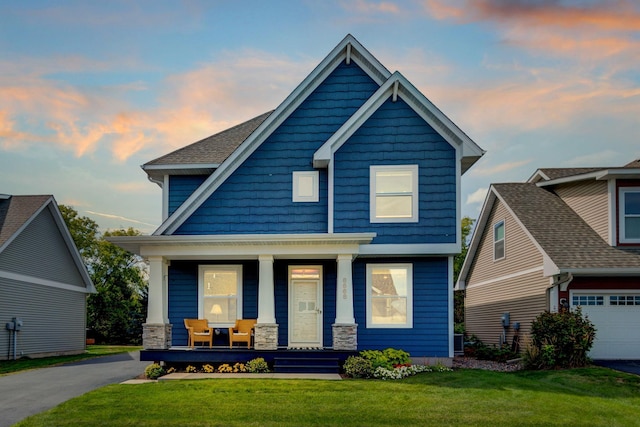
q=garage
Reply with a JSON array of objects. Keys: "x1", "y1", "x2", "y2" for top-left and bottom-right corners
[{"x1": 571, "y1": 292, "x2": 640, "y2": 360}]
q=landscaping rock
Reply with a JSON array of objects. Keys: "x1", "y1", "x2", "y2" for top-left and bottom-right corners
[{"x1": 452, "y1": 356, "x2": 523, "y2": 372}]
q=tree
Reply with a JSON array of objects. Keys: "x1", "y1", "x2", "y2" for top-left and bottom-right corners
[
  {"x1": 454, "y1": 216, "x2": 475, "y2": 327},
  {"x1": 60, "y1": 205, "x2": 148, "y2": 344}
]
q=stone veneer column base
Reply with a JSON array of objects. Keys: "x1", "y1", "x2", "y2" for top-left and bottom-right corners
[
  {"x1": 143, "y1": 323, "x2": 172, "y2": 350},
  {"x1": 332, "y1": 323, "x2": 357, "y2": 351},
  {"x1": 254, "y1": 323, "x2": 278, "y2": 350}
]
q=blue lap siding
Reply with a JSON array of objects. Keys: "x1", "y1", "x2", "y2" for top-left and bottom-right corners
[
  {"x1": 175, "y1": 62, "x2": 379, "y2": 235},
  {"x1": 333, "y1": 98, "x2": 457, "y2": 244},
  {"x1": 353, "y1": 257, "x2": 450, "y2": 356}
]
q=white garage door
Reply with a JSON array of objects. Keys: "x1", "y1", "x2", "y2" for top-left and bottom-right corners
[{"x1": 572, "y1": 293, "x2": 640, "y2": 360}]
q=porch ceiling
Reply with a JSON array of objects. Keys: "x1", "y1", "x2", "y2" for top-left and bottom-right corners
[{"x1": 108, "y1": 233, "x2": 376, "y2": 259}]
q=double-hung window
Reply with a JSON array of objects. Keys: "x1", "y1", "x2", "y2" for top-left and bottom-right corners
[
  {"x1": 619, "y1": 188, "x2": 640, "y2": 243},
  {"x1": 199, "y1": 265, "x2": 242, "y2": 326},
  {"x1": 370, "y1": 165, "x2": 418, "y2": 223},
  {"x1": 366, "y1": 264, "x2": 413, "y2": 328},
  {"x1": 494, "y1": 220, "x2": 505, "y2": 260}
]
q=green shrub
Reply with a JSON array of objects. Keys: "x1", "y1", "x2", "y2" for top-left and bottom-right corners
[
  {"x1": 382, "y1": 348, "x2": 411, "y2": 366},
  {"x1": 144, "y1": 363, "x2": 165, "y2": 379},
  {"x1": 525, "y1": 308, "x2": 596, "y2": 369},
  {"x1": 343, "y1": 356, "x2": 374, "y2": 378},
  {"x1": 245, "y1": 357, "x2": 270, "y2": 373}
]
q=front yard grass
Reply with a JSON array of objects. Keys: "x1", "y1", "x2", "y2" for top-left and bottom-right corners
[
  {"x1": 0, "y1": 345, "x2": 141, "y2": 375},
  {"x1": 15, "y1": 367, "x2": 640, "y2": 426}
]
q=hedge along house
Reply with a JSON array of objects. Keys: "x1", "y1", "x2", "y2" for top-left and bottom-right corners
[
  {"x1": 110, "y1": 35, "x2": 484, "y2": 367},
  {"x1": 0, "y1": 194, "x2": 95, "y2": 360}
]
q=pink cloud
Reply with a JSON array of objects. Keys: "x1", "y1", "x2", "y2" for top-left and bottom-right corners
[{"x1": 0, "y1": 49, "x2": 312, "y2": 162}]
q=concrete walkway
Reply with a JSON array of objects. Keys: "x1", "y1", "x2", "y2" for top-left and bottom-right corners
[{"x1": 0, "y1": 351, "x2": 147, "y2": 427}]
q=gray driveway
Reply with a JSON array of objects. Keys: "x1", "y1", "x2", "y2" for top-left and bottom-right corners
[
  {"x1": 594, "y1": 360, "x2": 640, "y2": 376},
  {"x1": 0, "y1": 351, "x2": 147, "y2": 427}
]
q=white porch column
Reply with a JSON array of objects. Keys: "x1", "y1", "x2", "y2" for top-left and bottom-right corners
[
  {"x1": 257, "y1": 255, "x2": 276, "y2": 324},
  {"x1": 147, "y1": 256, "x2": 167, "y2": 324},
  {"x1": 143, "y1": 256, "x2": 171, "y2": 349},
  {"x1": 335, "y1": 254, "x2": 355, "y2": 324}
]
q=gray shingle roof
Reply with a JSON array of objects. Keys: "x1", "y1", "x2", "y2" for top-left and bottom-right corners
[
  {"x1": 144, "y1": 111, "x2": 273, "y2": 167},
  {"x1": 493, "y1": 183, "x2": 640, "y2": 270},
  {"x1": 0, "y1": 195, "x2": 51, "y2": 248}
]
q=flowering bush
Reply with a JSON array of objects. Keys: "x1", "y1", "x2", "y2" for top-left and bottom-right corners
[
  {"x1": 202, "y1": 364, "x2": 215, "y2": 373},
  {"x1": 372, "y1": 363, "x2": 452, "y2": 380},
  {"x1": 185, "y1": 365, "x2": 197, "y2": 373},
  {"x1": 233, "y1": 363, "x2": 246, "y2": 373},
  {"x1": 245, "y1": 357, "x2": 270, "y2": 373},
  {"x1": 166, "y1": 367, "x2": 176, "y2": 374},
  {"x1": 218, "y1": 363, "x2": 233, "y2": 373},
  {"x1": 144, "y1": 363, "x2": 165, "y2": 380}
]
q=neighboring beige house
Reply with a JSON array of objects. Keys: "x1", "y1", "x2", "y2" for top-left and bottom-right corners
[{"x1": 457, "y1": 160, "x2": 640, "y2": 360}]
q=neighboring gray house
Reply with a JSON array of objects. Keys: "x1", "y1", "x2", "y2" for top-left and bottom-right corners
[{"x1": 0, "y1": 194, "x2": 95, "y2": 360}]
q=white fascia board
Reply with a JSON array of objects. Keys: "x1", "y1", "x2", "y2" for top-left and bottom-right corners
[
  {"x1": 142, "y1": 163, "x2": 220, "y2": 171},
  {"x1": 154, "y1": 35, "x2": 390, "y2": 236},
  {"x1": 109, "y1": 233, "x2": 377, "y2": 257},
  {"x1": 595, "y1": 168, "x2": 640, "y2": 180},
  {"x1": 560, "y1": 268, "x2": 640, "y2": 277},
  {"x1": 358, "y1": 242, "x2": 460, "y2": 256},
  {"x1": 314, "y1": 72, "x2": 485, "y2": 171},
  {"x1": 535, "y1": 171, "x2": 602, "y2": 187},
  {"x1": 527, "y1": 169, "x2": 551, "y2": 184},
  {"x1": 47, "y1": 200, "x2": 96, "y2": 293},
  {"x1": 0, "y1": 269, "x2": 95, "y2": 294}
]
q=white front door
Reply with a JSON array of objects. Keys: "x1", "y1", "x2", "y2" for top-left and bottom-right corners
[{"x1": 288, "y1": 266, "x2": 323, "y2": 348}]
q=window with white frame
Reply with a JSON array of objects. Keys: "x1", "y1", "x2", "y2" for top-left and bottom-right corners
[
  {"x1": 619, "y1": 188, "x2": 640, "y2": 243},
  {"x1": 199, "y1": 265, "x2": 242, "y2": 325},
  {"x1": 494, "y1": 220, "x2": 505, "y2": 260},
  {"x1": 366, "y1": 264, "x2": 413, "y2": 328},
  {"x1": 370, "y1": 165, "x2": 419, "y2": 223},
  {"x1": 292, "y1": 171, "x2": 319, "y2": 202}
]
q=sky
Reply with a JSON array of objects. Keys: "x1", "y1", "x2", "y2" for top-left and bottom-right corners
[{"x1": 1, "y1": 0, "x2": 639, "y2": 234}]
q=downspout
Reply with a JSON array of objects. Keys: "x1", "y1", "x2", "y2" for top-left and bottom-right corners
[{"x1": 549, "y1": 272, "x2": 573, "y2": 311}]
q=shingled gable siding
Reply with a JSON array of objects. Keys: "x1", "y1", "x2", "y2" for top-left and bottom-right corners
[
  {"x1": 353, "y1": 257, "x2": 449, "y2": 356},
  {"x1": 0, "y1": 207, "x2": 86, "y2": 287},
  {"x1": 332, "y1": 98, "x2": 456, "y2": 244},
  {"x1": 553, "y1": 180, "x2": 609, "y2": 242},
  {"x1": 167, "y1": 260, "x2": 259, "y2": 346},
  {"x1": 465, "y1": 199, "x2": 547, "y2": 347},
  {"x1": 174, "y1": 62, "x2": 379, "y2": 235},
  {"x1": 168, "y1": 175, "x2": 209, "y2": 217}
]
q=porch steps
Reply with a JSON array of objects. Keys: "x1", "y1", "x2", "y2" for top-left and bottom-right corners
[{"x1": 273, "y1": 357, "x2": 341, "y2": 374}]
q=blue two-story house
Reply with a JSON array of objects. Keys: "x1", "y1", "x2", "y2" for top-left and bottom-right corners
[{"x1": 111, "y1": 35, "x2": 484, "y2": 366}]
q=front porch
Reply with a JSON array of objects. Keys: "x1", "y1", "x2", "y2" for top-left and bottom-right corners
[{"x1": 140, "y1": 347, "x2": 357, "y2": 373}]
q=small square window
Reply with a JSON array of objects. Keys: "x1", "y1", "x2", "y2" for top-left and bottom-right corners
[{"x1": 292, "y1": 171, "x2": 319, "y2": 202}]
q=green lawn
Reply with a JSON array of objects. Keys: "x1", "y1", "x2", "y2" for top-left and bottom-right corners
[
  {"x1": 0, "y1": 345, "x2": 141, "y2": 375},
  {"x1": 15, "y1": 367, "x2": 640, "y2": 426}
]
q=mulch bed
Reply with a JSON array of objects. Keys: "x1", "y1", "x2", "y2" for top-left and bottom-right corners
[{"x1": 453, "y1": 356, "x2": 523, "y2": 372}]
